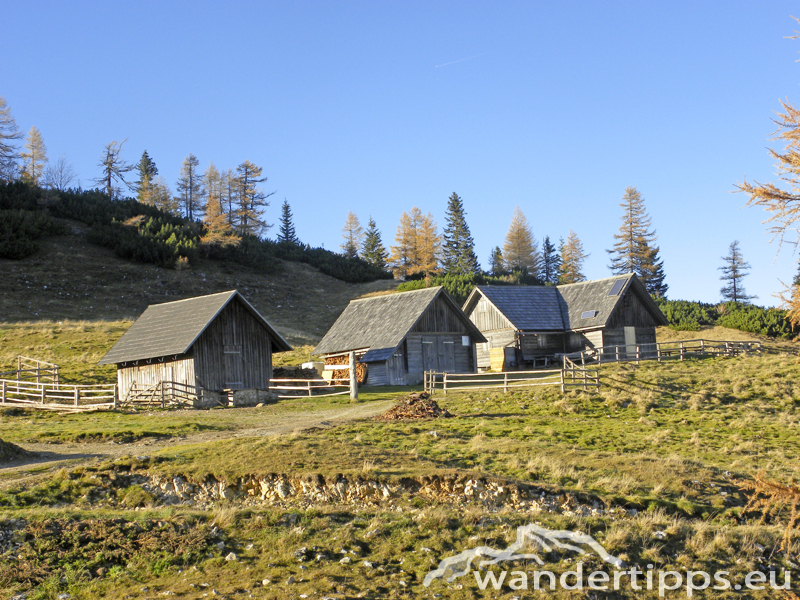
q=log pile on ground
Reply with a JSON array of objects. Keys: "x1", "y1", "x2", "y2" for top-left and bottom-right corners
[
  {"x1": 0, "y1": 437, "x2": 32, "y2": 462},
  {"x1": 324, "y1": 355, "x2": 367, "y2": 384},
  {"x1": 375, "y1": 392, "x2": 452, "y2": 421}
]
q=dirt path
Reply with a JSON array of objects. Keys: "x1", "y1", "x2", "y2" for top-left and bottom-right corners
[{"x1": 0, "y1": 400, "x2": 394, "y2": 484}]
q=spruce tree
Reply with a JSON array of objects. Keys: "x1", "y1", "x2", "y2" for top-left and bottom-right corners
[
  {"x1": 488, "y1": 246, "x2": 504, "y2": 276},
  {"x1": 540, "y1": 235, "x2": 561, "y2": 284},
  {"x1": 442, "y1": 192, "x2": 480, "y2": 275},
  {"x1": 607, "y1": 186, "x2": 667, "y2": 295},
  {"x1": 503, "y1": 207, "x2": 540, "y2": 274},
  {"x1": 94, "y1": 140, "x2": 134, "y2": 199},
  {"x1": 361, "y1": 216, "x2": 388, "y2": 268},
  {"x1": 135, "y1": 151, "x2": 158, "y2": 202},
  {"x1": 19, "y1": 126, "x2": 48, "y2": 186},
  {"x1": 278, "y1": 199, "x2": 299, "y2": 244},
  {"x1": 719, "y1": 240, "x2": 756, "y2": 303}
]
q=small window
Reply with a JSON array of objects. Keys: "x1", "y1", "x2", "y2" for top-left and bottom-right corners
[
  {"x1": 581, "y1": 310, "x2": 598, "y2": 319},
  {"x1": 608, "y1": 280, "x2": 625, "y2": 296}
]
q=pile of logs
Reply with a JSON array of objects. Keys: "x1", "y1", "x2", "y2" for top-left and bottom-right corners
[
  {"x1": 272, "y1": 366, "x2": 319, "y2": 380},
  {"x1": 324, "y1": 355, "x2": 367, "y2": 384},
  {"x1": 375, "y1": 392, "x2": 452, "y2": 421}
]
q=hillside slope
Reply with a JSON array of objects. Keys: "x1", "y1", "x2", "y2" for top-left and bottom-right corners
[{"x1": 0, "y1": 222, "x2": 398, "y2": 345}]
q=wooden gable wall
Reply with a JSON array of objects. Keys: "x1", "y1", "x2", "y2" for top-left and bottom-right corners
[
  {"x1": 607, "y1": 286, "x2": 660, "y2": 329},
  {"x1": 193, "y1": 298, "x2": 273, "y2": 391},
  {"x1": 411, "y1": 295, "x2": 470, "y2": 333},
  {"x1": 467, "y1": 295, "x2": 513, "y2": 332}
]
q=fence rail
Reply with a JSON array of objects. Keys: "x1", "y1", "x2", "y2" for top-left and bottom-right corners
[
  {"x1": 121, "y1": 381, "x2": 198, "y2": 408},
  {"x1": 566, "y1": 338, "x2": 763, "y2": 366},
  {"x1": 268, "y1": 377, "x2": 352, "y2": 399},
  {"x1": 0, "y1": 356, "x2": 60, "y2": 384},
  {"x1": 424, "y1": 357, "x2": 600, "y2": 395},
  {"x1": 0, "y1": 378, "x2": 117, "y2": 411}
]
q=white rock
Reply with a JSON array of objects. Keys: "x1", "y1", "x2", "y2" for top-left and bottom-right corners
[{"x1": 225, "y1": 552, "x2": 237, "y2": 561}]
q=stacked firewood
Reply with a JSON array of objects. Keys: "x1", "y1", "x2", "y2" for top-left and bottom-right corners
[
  {"x1": 272, "y1": 366, "x2": 319, "y2": 380},
  {"x1": 375, "y1": 392, "x2": 452, "y2": 420},
  {"x1": 324, "y1": 355, "x2": 367, "y2": 384}
]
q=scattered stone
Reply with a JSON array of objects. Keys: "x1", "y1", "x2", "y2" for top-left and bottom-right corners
[
  {"x1": 362, "y1": 561, "x2": 373, "y2": 568},
  {"x1": 654, "y1": 531, "x2": 667, "y2": 540},
  {"x1": 225, "y1": 552, "x2": 237, "y2": 561},
  {"x1": 339, "y1": 556, "x2": 352, "y2": 564},
  {"x1": 286, "y1": 576, "x2": 296, "y2": 585},
  {"x1": 261, "y1": 579, "x2": 270, "y2": 586},
  {"x1": 57, "y1": 594, "x2": 71, "y2": 600}
]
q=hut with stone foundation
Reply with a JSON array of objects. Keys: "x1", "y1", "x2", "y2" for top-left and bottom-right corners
[
  {"x1": 462, "y1": 274, "x2": 668, "y2": 370},
  {"x1": 314, "y1": 286, "x2": 487, "y2": 386},
  {"x1": 99, "y1": 290, "x2": 292, "y2": 407}
]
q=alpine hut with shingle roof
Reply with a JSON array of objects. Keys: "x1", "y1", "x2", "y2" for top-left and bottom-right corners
[
  {"x1": 99, "y1": 290, "x2": 292, "y2": 406},
  {"x1": 462, "y1": 274, "x2": 668, "y2": 370},
  {"x1": 313, "y1": 286, "x2": 487, "y2": 386}
]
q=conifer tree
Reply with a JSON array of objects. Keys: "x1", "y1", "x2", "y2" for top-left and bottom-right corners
[
  {"x1": 361, "y1": 216, "x2": 388, "y2": 268},
  {"x1": 559, "y1": 230, "x2": 589, "y2": 284},
  {"x1": 719, "y1": 240, "x2": 756, "y2": 303},
  {"x1": 442, "y1": 192, "x2": 480, "y2": 275},
  {"x1": 135, "y1": 151, "x2": 158, "y2": 203},
  {"x1": 278, "y1": 199, "x2": 299, "y2": 244},
  {"x1": 389, "y1": 207, "x2": 441, "y2": 277},
  {"x1": 176, "y1": 154, "x2": 204, "y2": 220},
  {"x1": 0, "y1": 96, "x2": 22, "y2": 180},
  {"x1": 94, "y1": 140, "x2": 134, "y2": 199},
  {"x1": 502, "y1": 207, "x2": 540, "y2": 274},
  {"x1": 234, "y1": 161, "x2": 273, "y2": 237},
  {"x1": 19, "y1": 126, "x2": 48, "y2": 186},
  {"x1": 540, "y1": 235, "x2": 561, "y2": 284},
  {"x1": 488, "y1": 246, "x2": 505, "y2": 276},
  {"x1": 202, "y1": 163, "x2": 239, "y2": 249},
  {"x1": 607, "y1": 186, "x2": 667, "y2": 295},
  {"x1": 340, "y1": 212, "x2": 364, "y2": 259},
  {"x1": 222, "y1": 168, "x2": 237, "y2": 229}
]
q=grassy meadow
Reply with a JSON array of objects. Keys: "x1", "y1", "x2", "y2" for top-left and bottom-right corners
[{"x1": 1, "y1": 322, "x2": 799, "y2": 598}]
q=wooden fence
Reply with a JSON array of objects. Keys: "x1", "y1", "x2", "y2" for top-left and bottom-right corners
[
  {"x1": 0, "y1": 378, "x2": 117, "y2": 411},
  {"x1": 0, "y1": 356, "x2": 60, "y2": 384},
  {"x1": 566, "y1": 339, "x2": 764, "y2": 366},
  {"x1": 268, "y1": 377, "x2": 352, "y2": 399},
  {"x1": 424, "y1": 356, "x2": 600, "y2": 395},
  {"x1": 121, "y1": 381, "x2": 198, "y2": 408}
]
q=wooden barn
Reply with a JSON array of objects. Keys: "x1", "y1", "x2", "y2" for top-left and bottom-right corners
[
  {"x1": 314, "y1": 286, "x2": 487, "y2": 386},
  {"x1": 462, "y1": 274, "x2": 668, "y2": 369},
  {"x1": 98, "y1": 290, "x2": 292, "y2": 406}
]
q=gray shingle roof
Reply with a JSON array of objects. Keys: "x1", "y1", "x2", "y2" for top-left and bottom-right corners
[
  {"x1": 98, "y1": 290, "x2": 291, "y2": 365},
  {"x1": 464, "y1": 274, "x2": 668, "y2": 333},
  {"x1": 557, "y1": 274, "x2": 667, "y2": 329},
  {"x1": 313, "y1": 286, "x2": 485, "y2": 358},
  {"x1": 472, "y1": 286, "x2": 564, "y2": 331}
]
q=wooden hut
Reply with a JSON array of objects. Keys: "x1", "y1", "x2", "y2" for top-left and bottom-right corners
[
  {"x1": 462, "y1": 274, "x2": 668, "y2": 369},
  {"x1": 314, "y1": 286, "x2": 487, "y2": 386},
  {"x1": 98, "y1": 290, "x2": 292, "y2": 406}
]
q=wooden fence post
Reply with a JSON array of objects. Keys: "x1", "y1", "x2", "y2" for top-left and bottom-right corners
[
  {"x1": 349, "y1": 351, "x2": 358, "y2": 401},
  {"x1": 113, "y1": 385, "x2": 118, "y2": 410},
  {"x1": 680, "y1": 342, "x2": 684, "y2": 361},
  {"x1": 40, "y1": 385, "x2": 45, "y2": 405},
  {"x1": 615, "y1": 346, "x2": 620, "y2": 362},
  {"x1": 503, "y1": 372, "x2": 508, "y2": 394},
  {"x1": 560, "y1": 358, "x2": 565, "y2": 392},
  {"x1": 17, "y1": 357, "x2": 21, "y2": 381},
  {"x1": 636, "y1": 346, "x2": 640, "y2": 365},
  {"x1": 1, "y1": 380, "x2": 5, "y2": 403},
  {"x1": 443, "y1": 373, "x2": 448, "y2": 396},
  {"x1": 74, "y1": 387, "x2": 79, "y2": 407}
]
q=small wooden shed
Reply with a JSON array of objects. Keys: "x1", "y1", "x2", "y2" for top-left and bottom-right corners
[
  {"x1": 99, "y1": 290, "x2": 292, "y2": 405},
  {"x1": 463, "y1": 274, "x2": 668, "y2": 369},
  {"x1": 314, "y1": 286, "x2": 487, "y2": 386}
]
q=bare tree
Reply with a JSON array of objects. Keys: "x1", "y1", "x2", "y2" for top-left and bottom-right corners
[
  {"x1": 0, "y1": 96, "x2": 22, "y2": 181},
  {"x1": 44, "y1": 155, "x2": 78, "y2": 191},
  {"x1": 94, "y1": 140, "x2": 134, "y2": 199}
]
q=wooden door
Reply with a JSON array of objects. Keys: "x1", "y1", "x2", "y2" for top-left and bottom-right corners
[
  {"x1": 422, "y1": 337, "x2": 437, "y2": 372},
  {"x1": 390, "y1": 348, "x2": 406, "y2": 385},
  {"x1": 223, "y1": 344, "x2": 244, "y2": 388},
  {"x1": 624, "y1": 327, "x2": 636, "y2": 358},
  {"x1": 438, "y1": 338, "x2": 455, "y2": 373}
]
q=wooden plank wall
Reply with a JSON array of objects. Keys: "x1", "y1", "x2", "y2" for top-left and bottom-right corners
[
  {"x1": 193, "y1": 299, "x2": 273, "y2": 390},
  {"x1": 367, "y1": 362, "x2": 389, "y2": 386},
  {"x1": 411, "y1": 297, "x2": 469, "y2": 333},
  {"x1": 467, "y1": 296, "x2": 512, "y2": 332},
  {"x1": 519, "y1": 333, "x2": 564, "y2": 360},
  {"x1": 608, "y1": 289, "x2": 660, "y2": 328},
  {"x1": 117, "y1": 357, "x2": 195, "y2": 400},
  {"x1": 475, "y1": 330, "x2": 516, "y2": 368}
]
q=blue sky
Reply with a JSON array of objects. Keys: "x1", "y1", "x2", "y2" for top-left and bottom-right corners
[{"x1": 3, "y1": 1, "x2": 800, "y2": 304}]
